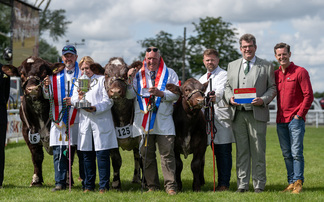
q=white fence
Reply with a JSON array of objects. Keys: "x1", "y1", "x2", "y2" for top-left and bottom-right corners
[{"x1": 269, "y1": 110, "x2": 324, "y2": 127}]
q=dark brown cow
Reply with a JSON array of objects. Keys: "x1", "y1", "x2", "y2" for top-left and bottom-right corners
[
  {"x1": 2, "y1": 56, "x2": 64, "y2": 186},
  {"x1": 104, "y1": 57, "x2": 143, "y2": 190},
  {"x1": 166, "y1": 78, "x2": 208, "y2": 191}
]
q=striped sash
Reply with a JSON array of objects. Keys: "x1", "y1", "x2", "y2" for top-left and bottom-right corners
[{"x1": 136, "y1": 57, "x2": 169, "y2": 133}]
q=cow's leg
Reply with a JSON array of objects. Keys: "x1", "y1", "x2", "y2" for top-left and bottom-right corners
[
  {"x1": 191, "y1": 148, "x2": 206, "y2": 192},
  {"x1": 175, "y1": 150, "x2": 183, "y2": 191},
  {"x1": 200, "y1": 153, "x2": 206, "y2": 186},
  {"x1": 132, "y1": 148, "x2": 141, "y2": 183},
  {"x1": 22, "y1": 127, "x2": 44, "y2": 187},
  {"x1": 109, "y1": 148, "x2": 122, "y2": 190}
]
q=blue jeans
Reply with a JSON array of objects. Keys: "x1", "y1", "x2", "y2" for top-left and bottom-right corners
[
  {"x1": 83, "y1": 149, "x2": 110, "y2": 190},
  {"x1": 212, "y1": 143, "x2": 232, "y2": 187},
  {"x1": 277, "y1": 118, "x2": 305, "y2": 184},
  {"x1": 53, "y1": 145, "x2": 68, "y2": 188}
]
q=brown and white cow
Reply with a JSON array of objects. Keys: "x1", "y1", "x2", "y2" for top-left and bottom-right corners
[
  {"x1": 103, "y1": 57, "x2": 143, "y2": 190},
  {"x1": 2, "y1": 56, "x2": 64, "y2": 186},
  {"x1": 166, "y1": 78, "x2": 208, "y2": 191}
]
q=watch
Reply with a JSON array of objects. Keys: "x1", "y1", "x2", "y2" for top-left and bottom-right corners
[{"x1": 296, "y1": 115, "x2": 302, "y2": 119}]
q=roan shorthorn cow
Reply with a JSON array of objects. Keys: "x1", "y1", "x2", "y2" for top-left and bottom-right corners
[
  {"x1": 166, "y1": 78, "x2": 208, "y2": 191},
  {"x1": 2, "y1": 56, "x2": 64, "y2": 186},
  {"x1": 103, "y1": 57, "x2": 143, "y2": 190}
]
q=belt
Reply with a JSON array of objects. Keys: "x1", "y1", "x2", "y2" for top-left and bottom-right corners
[{"x1": 236, "y1": 106, "x2": 252, "y2": 111}]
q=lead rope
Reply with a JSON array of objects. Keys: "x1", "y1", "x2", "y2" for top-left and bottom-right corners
[{"x1": 204, "y1": 79, "x2": 217, "y2": 192}]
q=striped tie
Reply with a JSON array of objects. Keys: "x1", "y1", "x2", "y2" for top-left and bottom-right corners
[
  {"x1": 150, "y1": 71, "x2": 156, "y2": 86},
  {"x1": 244, "y1": 61, "x2": 250, "y2": 75}
]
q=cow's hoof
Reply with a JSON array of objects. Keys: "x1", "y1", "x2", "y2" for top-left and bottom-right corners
[
  {"x1": 111, "y1": 181, "x2": 121, "y2": 190},
  {"x1": 30, "y1": 182, "x2": 43, "y2": 187},
  {"x1": 131, "y1": 178, "x2": 141, "y2": 184}
]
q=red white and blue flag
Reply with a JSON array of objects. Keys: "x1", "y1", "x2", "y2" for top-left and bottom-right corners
[
  {"x1": 234, "y1": 88, "x2": 256, "y2": 104},
  {"x1": 136, "y1": 57, "x2": 169, "y2": 133}
]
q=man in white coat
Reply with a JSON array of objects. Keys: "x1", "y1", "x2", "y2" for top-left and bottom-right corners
[
  {"x1": 43, "y1": 45, "x2": 80, "y2": 191},
  {"x1": 127, "y1": 47, "x2": 179, "y2": 195},
  {"x1": 199, "y1": 49, "x2": 235, "y2": 191},
  {"x1": 70, "y1": 57, "x2": 118, "y2": 193}
]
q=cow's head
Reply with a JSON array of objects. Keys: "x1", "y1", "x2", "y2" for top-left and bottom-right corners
[
  {"x1": 104, "y1": 57, "x2": 142, "y2": 99},
  {"x1": 2, "y1": 56, "x2": 65, "y2": 101},
  {"x1": 167, "y1": 78, "x2": 208, "y2": 112}
]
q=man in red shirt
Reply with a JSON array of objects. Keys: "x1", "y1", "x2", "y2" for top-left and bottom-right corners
[{"x1": 274, "y1": 42, "x2": 313, "y2": 194}]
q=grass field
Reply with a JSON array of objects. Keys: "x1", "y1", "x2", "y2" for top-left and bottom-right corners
[{"x1": 1, "y1": 126, "x2": 324, "y2": 201}]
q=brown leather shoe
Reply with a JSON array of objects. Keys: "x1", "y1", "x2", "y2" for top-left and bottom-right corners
[
  {"x1": 99, "y1": 189, "x2": 106, "y2": 194},
  {"x1": 167, "y1": 189, "x2": 176, "y2": 195},
  {"x1": 216, "y1": 186, "x2": 229, "y2": 192},
  {"x1": 281, "y1": 183, "x2": 294, "y2": 192},
  {"x1": 292, "y1": 180, "x2": 303, "y2": 194},
  {"x1": 83, "y1": 189, "x2": 93, "y2": 193}
]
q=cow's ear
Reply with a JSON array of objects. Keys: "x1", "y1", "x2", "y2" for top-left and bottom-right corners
[
  {"x1": 90, "y1": 63, "x2": 105, "y2": 75},
  {"x1": 129, "y1": 61, "x2": 142, "y2": 71},
  {"x1": 166, "y1": 83, "x2": 181, "y2": 95},
  {"x1": 202, "y1": 81, "x2": 209, "y2": 92},
  {"x1": 1, "y1": 65, "x2": 19, "y2": 77},
  {"x1": 51, "y1": 63, "x2": 65, "y2": 74}
]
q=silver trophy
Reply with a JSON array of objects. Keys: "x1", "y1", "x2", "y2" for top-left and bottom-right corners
[{"x1": 73, "y1": 74, "x2": 98, "y2": 109}]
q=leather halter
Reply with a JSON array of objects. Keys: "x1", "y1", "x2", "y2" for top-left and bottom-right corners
[
  {"x1": 184, "y1": 89, "x2": 205, "y2": 111},
  {"x1": 21, "y1": 76, "x2": 42, "y2": 89},
  {"x1": 107, "y1": 76, "x2": 127, "y2": 88}
]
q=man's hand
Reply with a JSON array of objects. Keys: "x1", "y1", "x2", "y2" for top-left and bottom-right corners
[
  {"x1": 64, "y1": 97, "x2": 71, "y2": 106},
  {"x1": 252, "y1": 97, "x2": 264, "y2": 106},
  {"x1": 44, "y1": 75, "x2": 50, "y2": 86},
  {"x1": 149, "y1": 87, "x2": 164, "y2": 97},
  {"x1": 230, "y1": 96, "x2": 240, "y2": 106}
]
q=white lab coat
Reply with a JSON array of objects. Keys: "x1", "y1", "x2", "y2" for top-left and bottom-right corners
[
  {"x1": 43, "y1": 68, "x2": 81, "y2": 146},
  {"x1": 71, "y1": 74, "x2": 118, "y2": 151},
  {"x1": 126, "y1": 67, "x2": 179, "y2": 137},
  {"x1": 199, "y1": 66, "x2": 235, "y2": 144}
]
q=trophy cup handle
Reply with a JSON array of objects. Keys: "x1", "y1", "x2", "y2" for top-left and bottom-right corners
[
  {"x1": 90, "y1": 78, "x2": 98, "y2": 88},
  {"x1": 72, "y1": 77, "x2": 79, "y2": 88}
]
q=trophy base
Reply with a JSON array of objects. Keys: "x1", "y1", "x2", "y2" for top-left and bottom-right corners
[{"x1": 75, "y1": 101, "x2": 91, "y2": 109}]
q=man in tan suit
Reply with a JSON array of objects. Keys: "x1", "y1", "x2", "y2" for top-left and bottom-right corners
[{"x1": 224, "y1": 33, "x2": 276, "y2": 193}]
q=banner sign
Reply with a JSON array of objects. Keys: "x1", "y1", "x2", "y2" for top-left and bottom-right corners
[{"x1": 234, "y1": 88, "x2": 256, "y2": 104}]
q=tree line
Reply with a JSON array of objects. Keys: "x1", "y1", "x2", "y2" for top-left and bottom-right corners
[{"x1": 0, "y1": 1, "x2": 322, "y2": 98}]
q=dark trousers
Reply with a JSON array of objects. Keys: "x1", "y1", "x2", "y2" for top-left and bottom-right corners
[
  {"x1": 83, "y1": 149, "x2": 110, "y2": 191},
  {"x1": 212, "y1": 143, "x2": 232, "y2": 187},
  {"x1": 77, "y1": 150, "x2": 85, "y2": 189},
  {"x1": 0, "y1": 124, "x2": 6, "y2": 186}
]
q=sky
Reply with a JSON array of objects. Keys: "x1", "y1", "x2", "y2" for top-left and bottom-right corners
[{"x1": 36, "y1": 0, "x2": 324, "y2": 92}]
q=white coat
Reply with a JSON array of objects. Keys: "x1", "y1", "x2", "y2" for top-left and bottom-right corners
[
  {"x1": 71, "y1": 74, "x2": 118, "y2": 151},
  {"x1": 126, "y1": 67, "x2": 179, "y2": 137},
  {"x1": 199, "y1": 66, "x2": 235, "y2": 145},
  {"x1": 43, "y1": 68, "x2": 81, "y2": 146}
]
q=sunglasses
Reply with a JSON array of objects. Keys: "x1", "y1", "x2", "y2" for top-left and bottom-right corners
[
  {"x1": 146, "y1": 48, "x2": 158, "y2": 52},
  {"x1": 62, "y1": 47, "x2": 76, "y2": 52}
]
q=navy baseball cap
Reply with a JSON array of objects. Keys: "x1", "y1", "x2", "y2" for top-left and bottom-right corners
[{"x1": 62, "y1": 45, "x2": 77, "y2": 55}]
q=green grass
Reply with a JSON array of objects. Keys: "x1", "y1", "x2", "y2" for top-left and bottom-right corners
[{"x1": 1, "y1": 126, "x2": 324, "y2": 201}]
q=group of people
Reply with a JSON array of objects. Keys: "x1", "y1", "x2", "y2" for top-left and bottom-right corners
[{"x1": 0, "y1": 33, "x2": 314, "y2": 195}]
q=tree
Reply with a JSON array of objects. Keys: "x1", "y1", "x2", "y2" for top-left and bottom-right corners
[
  {"x1": 39, "y1": 9, "x2": 71, "y2": 41},
  {"x1": 38, "y1": 38, "x2": 60, "y2": 62},
  {"x1": 187, "y1": 16, "x2": 241, "y2": 76},
  {"x1": 137, "y1": 31, "x2": 185, "y2": 78},
  {"x1": 0, "y1": 4, "x2": 11, "y2": 64},
  {"x1": 138, "y1": 16, "x2": 241, "y2": 81}
]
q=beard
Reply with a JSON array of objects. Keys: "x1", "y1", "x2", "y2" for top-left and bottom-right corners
[{"x1": 65, "y1": 62, "x2": 74, "y2": 69}]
